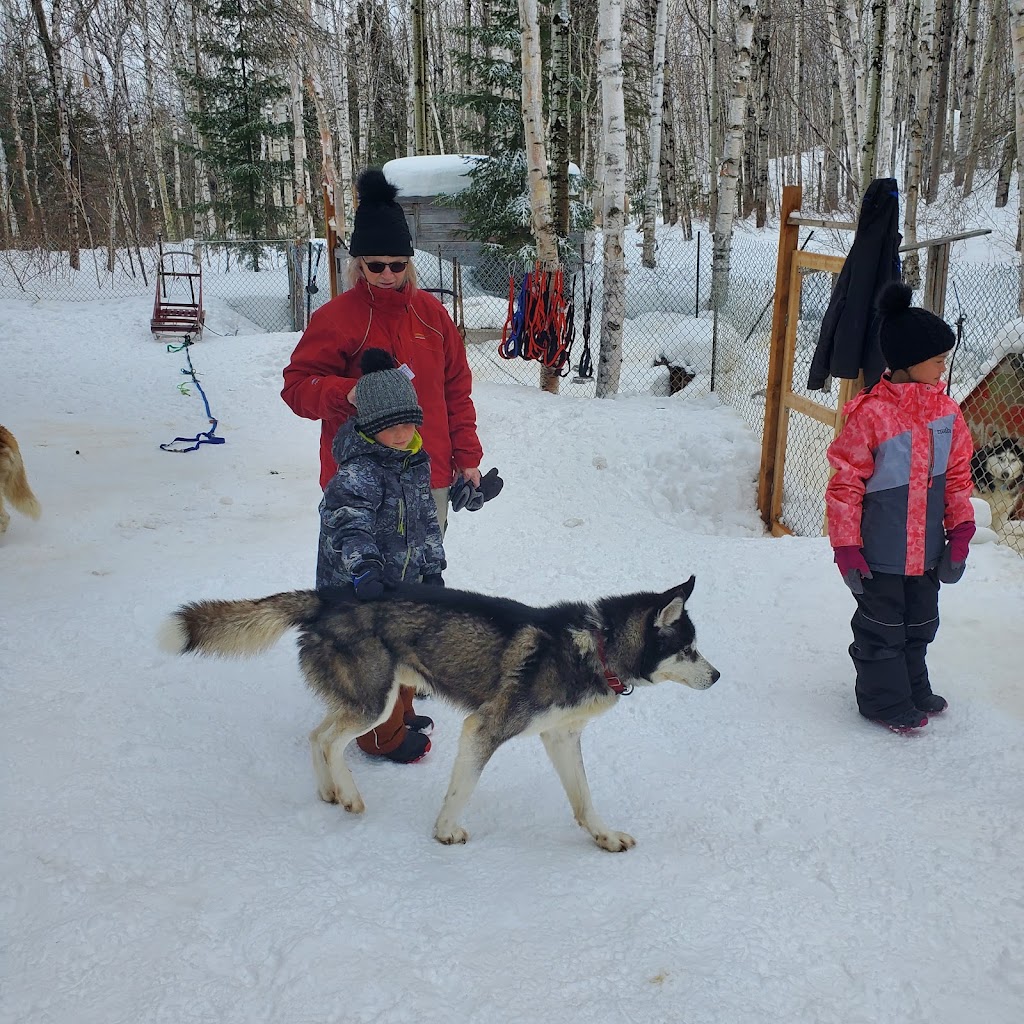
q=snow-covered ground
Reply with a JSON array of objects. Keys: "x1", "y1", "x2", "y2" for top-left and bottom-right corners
[{"x1": 2, "y1": 292, "x2": 1023, "y2": 1024}]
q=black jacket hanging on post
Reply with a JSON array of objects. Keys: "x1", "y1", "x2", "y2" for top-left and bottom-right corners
[{"x1": 807, "y1": 178, "x2": 902, "y2": 391}]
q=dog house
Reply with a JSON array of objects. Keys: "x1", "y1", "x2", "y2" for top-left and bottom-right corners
[{"x1": 960, "y1": 328, "x2": 1024, "y2": 552}]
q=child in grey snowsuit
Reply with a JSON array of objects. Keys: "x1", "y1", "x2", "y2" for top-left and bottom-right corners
[{"x1": 317, "y1": 347, "x2": 445, "y2": 762}]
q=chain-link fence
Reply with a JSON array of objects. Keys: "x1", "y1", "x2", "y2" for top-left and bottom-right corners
[
  {"x1": 0, "y1": 240, "x2": 333, "y2": 334},
  {"x1": 2, "y1": 234, "x2": 1021, "y2": 553}
]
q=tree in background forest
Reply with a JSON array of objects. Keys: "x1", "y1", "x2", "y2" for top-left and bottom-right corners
[{"x1": 182, "y1": 0, "x2": 291, "y2": 267}]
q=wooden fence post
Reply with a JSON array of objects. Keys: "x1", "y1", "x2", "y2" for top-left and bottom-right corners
[{"x1": 757, "y1": 185, "x2": 802, "y2": 526}]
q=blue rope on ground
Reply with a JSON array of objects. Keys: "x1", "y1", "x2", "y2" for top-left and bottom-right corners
[{"x1": 160, "y1": 336, "x2": 226, "y2": 453}]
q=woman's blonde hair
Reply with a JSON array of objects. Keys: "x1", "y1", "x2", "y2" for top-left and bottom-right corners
[{"x1": 345, "y1": 255, "x2": 418, "y2": 292}]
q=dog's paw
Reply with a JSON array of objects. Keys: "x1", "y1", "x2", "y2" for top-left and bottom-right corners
[
  {"x1": 434, "y1": 824, "x2": 469, "y2": 845},
  {"x1": 594, "y1": 830, "x2": 636, "y2": 853},
  {"x1": 317, "y1": 786, "x2": 365, "y2": 814}
]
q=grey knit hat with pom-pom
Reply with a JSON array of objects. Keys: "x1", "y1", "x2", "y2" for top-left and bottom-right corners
[
  {"x1": 354, "y1": 348, "x2": 423, "y2": 436},
  {"x1": 876, "y1": 282, "x2": 955, "y2": 372}
]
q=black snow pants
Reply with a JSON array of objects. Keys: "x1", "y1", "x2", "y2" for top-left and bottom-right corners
[{"x1": 849, "y1": 570, "x2": 941, "y2": 718}]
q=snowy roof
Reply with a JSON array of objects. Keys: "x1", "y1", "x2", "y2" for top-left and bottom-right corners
[
  {"x1": 383, "y1": 156, "x2": 483, "y2": 197},
  {"x1": 383, "y1": 155, "x2": 583, "y2": 198}
]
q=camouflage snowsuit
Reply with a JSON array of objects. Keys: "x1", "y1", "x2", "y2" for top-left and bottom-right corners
[{"x1": 316, "y1": 421, "x2": 445, "y2": 591}]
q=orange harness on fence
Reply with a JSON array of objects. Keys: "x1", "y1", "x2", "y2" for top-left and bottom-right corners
[{"x1": 499, "y1": 264, "x2": 573, "y2": 373}]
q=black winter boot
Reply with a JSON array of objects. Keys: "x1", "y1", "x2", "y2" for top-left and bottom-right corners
[
  {"x1": 382, "y1": 729, "x2": 431, "y2": 764},
  {"x1": 914, "y1": 693, "x2": 948, "y2": 714},
  {"x1": 864, "y1": 708, "x2": 929, "y2": 733}
]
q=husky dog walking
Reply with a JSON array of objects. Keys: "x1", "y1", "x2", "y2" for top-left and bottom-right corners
[
  {"x1": 0, "y1": 425, "x2": 42, "y2": 536},
  {"x1": 160, "y1": 579, "x2": 719, "y2": 851}
]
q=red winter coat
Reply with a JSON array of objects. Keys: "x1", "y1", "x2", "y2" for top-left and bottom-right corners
[
  {"x1": 826, "y1": 376, "x2": 974, "y2": 576},
  {"x1": 282, "y1": 278, "x2": 483, "y2": 490}
]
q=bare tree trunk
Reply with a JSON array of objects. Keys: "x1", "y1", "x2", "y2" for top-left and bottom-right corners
[
  {"x1": 660, "y1": 77, "x2": 679, "y2": 228},
  {"x1": 9, "y1": 68, "x2": 37, "y2": 239},
  {"x1": 711, "y1": 2, "x2": 756, "y2": 310},
  {"x1": 953, "y1": 0, "x2": 982, "y2": 188},
  {"x1": 519, "y1": 0, "x2": 561, "y2": 394},
  {"x1": 846, "y1": 0, "x2": 866, "y2": 151},
  {"x1": 753, "y1": 7, "x2": 771, "y2": 228},
  {"x1": 995, "y1": 131, "x2": 1016, "y2": 208},
  {"x1": 0, "y1": 133, "x2": 17, "y2": 241},
  {"x1": 707, "y1": 0, "x2": 721, "y2": 227},
  {"x1": 172, "y1": 121, "x2": 183, "y2": 239},
  {"x1": 1013, "y1": 1, "x2": 1024, "y2": 306},
  {"x1": 550, "y1": 1, "x2": 571, "y2": 242},
  {"x1": 903, "y1": 0, "x2": 935, "y2": 288},
  {"x1": 410, "y1": 0, "x2": 429, "y2": 154},
  {"x1": 138, "y1": 0, "x2": 174, "y2": 240},
  {"x1": 30, "y1": 0, "x2": 80, "y2": 268},
  {"x1": 963, "y1": 0, "x2": 1001, "y2": 197},
  {"x1": 290, "y1": 57, "x2": 313, "y2": 239},
  {"x1": 641, "y1": 0, "x2": 668, "y2": 267},
  {"x1": 875, "y1": 0, "x2": 901, "y2": 177},
  {"x1": 328, "y1": 0, "x2": 355, "y2": 237},
  {"x1": 824, "y1": 80, "x2": 842, "y2": 212},
  {"x1": 925, "y1": 0, "x2": 954, "y2": 202},
  {"x1": 596, "y1": 0, "x2": 627, "y2": 398},
  {"x1": 827, "y1": 0, "x2": 859, "y2": 185},
  {"x1": 859, "y1": 0, "x2": 886, "y2": 190}
]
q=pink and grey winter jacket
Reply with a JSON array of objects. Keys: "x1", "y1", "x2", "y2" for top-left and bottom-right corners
[{"x1": 826, "y1": 376, "x2": 974, "y2": 577}]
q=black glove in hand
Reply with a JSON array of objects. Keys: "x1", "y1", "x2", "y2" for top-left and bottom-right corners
[
  {"x1": 352, "y1": 563, "x2": 384, "y2": 600},
  {"x1": 421, "y1": 573, "x2": 445, "y2": 587},
  {"x1": 477, "y1": 467, "x2": 503, "y2": 503},
  {"x1": 449, "y1": 467, "x2": 503, "y2": 512}
]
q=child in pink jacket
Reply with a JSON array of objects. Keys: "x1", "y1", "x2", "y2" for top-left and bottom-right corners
[{"x1": 826, "y1": 282, "x2": 975, "y2": 733}]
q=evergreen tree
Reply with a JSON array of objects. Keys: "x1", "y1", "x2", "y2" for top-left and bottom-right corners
[
  {"x1": 443, "y1": 1, "x2": 590, "y2": 264},
  {"x1": 183, "y1": 0, "x2": 290, "y2": 267}
]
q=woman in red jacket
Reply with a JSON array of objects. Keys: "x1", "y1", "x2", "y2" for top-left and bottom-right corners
[{"x1": 282, "y1": 168, "x2": 483, "y2": 763}]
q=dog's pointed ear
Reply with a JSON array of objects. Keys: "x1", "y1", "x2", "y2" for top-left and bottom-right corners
[
  {"x1": 655, "y1": 577, "x2": 694, "y2": 629},
  {"x1": 661, "y1": 575, "x2": 695, "y2": 603}
]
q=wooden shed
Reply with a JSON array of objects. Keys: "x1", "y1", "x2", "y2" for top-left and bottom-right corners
[
  {"x1": 383, "y1": 155, "x2": 488, "y2": 265},
  {"x1": 382, "y1": 155, "x2": 583, "y2": 267}
]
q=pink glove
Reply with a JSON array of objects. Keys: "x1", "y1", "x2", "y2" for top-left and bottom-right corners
[
  {"x1": 834, "y1": 545, "x2": 872, "y2": 595},
  {"x1": 947, "y1": 521, "x2": 976, "y2": 564},
  {"x1": 938, "y1": 521, "x2": 976, "y2": 584}
]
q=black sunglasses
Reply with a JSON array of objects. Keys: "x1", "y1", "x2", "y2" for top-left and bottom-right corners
[{"x1": 362, "y1": 259, "x2": 409, "y2": 274}]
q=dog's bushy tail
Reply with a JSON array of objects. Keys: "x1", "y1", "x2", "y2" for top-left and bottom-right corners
[
  {"x1": 159, "y1": 591, "x2": 322, "y2": 659},
  {"x1": 0, "y1": 428, "x2": 41, "y2": 519}
]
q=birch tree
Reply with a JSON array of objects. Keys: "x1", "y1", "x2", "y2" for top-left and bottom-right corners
[
  {"x1": 903, "y1": 0, "x2": 936, "y2": 287},
  {"x1": 875, "y1": 0, "x2": 901, "y2": 177},
  {"x1": 1010, "y1": 0, "x2": 1024, "y2": 308},
  {"x1": 519, "y1": 0, "x2": 560, "y2": 394},
  {"x1": 826, "y1": 0, "x2": 859, "y2": 185},
  {"x1": 549, "y1": 1, "x2": 571, "y2": 243},
  {"x1": 596, "y1": 0, "x2": 626, "y2": 398},
  {"x1": 752, "y1": 7, "x2": 771, "y2": 228},
  {"x1": 641, "y1": 0, "x2": 667, "y2": 268},
  {"x1": 136, "y1": 0, "x2": 175, "y2": 240},
  {"x1": 962, "y1": 0, "x2": 1002, "y2": 197},
  {"x1": 710, "y1": 1, "x2": 756, "y2": 310},
  {"x1": 858, "y1": 0, "x2": 886, "y2": 190},
  {"x1": 925, "y1": 0, "x2": 955, "y2": 202},
  {"x1": 953, "y1": 0, "x2": 982, "y2": 188},
  {"x1": 30, "y1": 0, "x2": 81, "y2": 268}
]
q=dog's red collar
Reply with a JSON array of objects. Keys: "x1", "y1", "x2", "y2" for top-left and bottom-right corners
[{"x1": 594, "y1": 630, "x2": 631, "y2": 695}]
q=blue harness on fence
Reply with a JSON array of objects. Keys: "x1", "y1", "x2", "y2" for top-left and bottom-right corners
[
  {"x1": 160, "y1": 336, "x2": 225, "y2": 453},
  {"x1": 498, "y1": 274, "x2": 530, "y2": 359}
]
